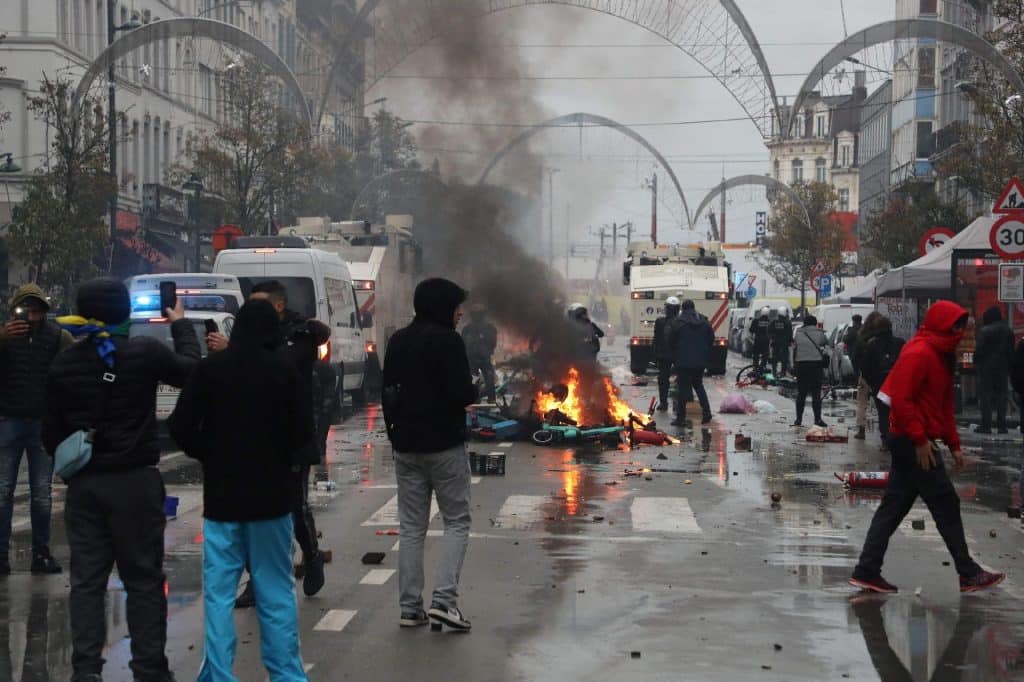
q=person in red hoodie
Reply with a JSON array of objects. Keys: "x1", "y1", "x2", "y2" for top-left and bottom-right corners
[{"x1": 849, "y1": 300, "x2": 1005, "y2": 594}]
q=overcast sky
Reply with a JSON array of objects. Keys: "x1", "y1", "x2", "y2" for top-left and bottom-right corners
[{"x1": 369, "y1": 0, "x2": 895, "y2": 261}]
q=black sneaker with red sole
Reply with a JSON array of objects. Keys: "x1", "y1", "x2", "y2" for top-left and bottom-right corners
[
  {"x1": 960, "y1": 570, "x2": 1005, "y2": 593},
  {"x1": 848, "y1": 575, "x2": 899, "y2": 594}
]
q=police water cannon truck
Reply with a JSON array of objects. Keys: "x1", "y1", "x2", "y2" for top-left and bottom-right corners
[{"x1": 622, "y1": 242, "x2": 731, "y2": 376}]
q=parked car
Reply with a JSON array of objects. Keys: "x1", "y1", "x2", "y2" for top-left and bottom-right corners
[{"x1": 828, "y1": 322, "x2": 857, "y2": 386}]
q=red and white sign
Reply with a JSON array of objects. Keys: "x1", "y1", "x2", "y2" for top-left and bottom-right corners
[
  {"x1": 810, "y1": 274, "x2": 823, "y2": 293},
  {"x1": 918, "y1": 227, "x2": 955, "y2": 256},
  {"x1": 993, "y1": 176, "x2": 1024, "y2": 214},
  {"x1": 990, "y1": 215, "x2": 1024, "y2": 260},
  {"x1": 812, "y1": 261, "x2": 827, "y2": 275}
]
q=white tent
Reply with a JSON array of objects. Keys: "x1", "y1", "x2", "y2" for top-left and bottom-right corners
[
  {"x1": 875, "y1": 215, "x2": 997, "y2": 297},
  {"x1": 824, "y1": 272, "x2": 880, "y2": 303}
]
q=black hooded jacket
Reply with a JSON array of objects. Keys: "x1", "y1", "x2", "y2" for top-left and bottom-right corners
[
  {"x1": 974, "y1": 305, "x2": 1015, "y2": 374},
  {"x1": 168, "y1": 300, "x2": 311, "y2": 521},
  {"x1": 383, "y1": 278, "x2": 477, "y2": 453}
]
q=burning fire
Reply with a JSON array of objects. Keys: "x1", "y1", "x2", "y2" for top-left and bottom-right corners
[{"x1": 535, "y1": 367, "x2": 639, "y2": 425}]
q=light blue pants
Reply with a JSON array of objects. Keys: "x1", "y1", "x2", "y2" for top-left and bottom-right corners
[{"x1": 197, "y1": 515, "x2": 307, "y2": 682}]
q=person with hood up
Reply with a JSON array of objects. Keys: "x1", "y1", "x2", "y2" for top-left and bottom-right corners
[
  {"x1": 850, "y1": 312, "x2": 879, "y2": 440},
  {"x1": 461, "y1": 304, "x2": 499, "y2": 403},
  {"x1": 858, "y1": 315, "x2": 905, "y2": 447},
  {"x1": 769, "y1": 306, "x2": 793, "y2": 377},
  {"x1": 792, "y1": 315, "x2": 830, "y2": 428},
  {"x1": 568, "y1": 303, "x2": 605, "y2": 358},
  {"x1": 669, "y1": 299, "x2": 713, "y2": 427},
  {"x1": 42, "y1": 278, "x2": 199, "y2": 682},
  {"x1": 0, "y1": 284, "x2": 74, "y2": 576},
  {"x1": 382, "y1": 278, "x2": 478, "y2": 631},
  {"x1": 749, "y1": 308, "x2": 771, "y2": 370},
  {"x1": 849, "y1": 301, "x2": 1005, "y2": 595},
  {"x1": 169, "y1": 299, "x2": 311, "y2": 681},
  {"x1": 973, "y1": 305, "x2": 1015, "y2": 434},
  {"x1": 653, "y1": 296, "x2": 682, "y2": 412}
]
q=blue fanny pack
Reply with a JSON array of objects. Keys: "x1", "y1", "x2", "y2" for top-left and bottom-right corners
[{"x1": 54, "y1": 371, "x2": 116, "y2": 483}]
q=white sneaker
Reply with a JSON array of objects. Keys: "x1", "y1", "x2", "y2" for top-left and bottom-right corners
[{"x1": 428, "y1": 603, "x2": 471, "y2": 631}]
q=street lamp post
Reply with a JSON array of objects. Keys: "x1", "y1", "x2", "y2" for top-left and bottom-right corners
[
  {"x1": 106, "y1": 5, "x2": 141, "y2": 265},
  {"x1": 546, "y1": 168, "x2": 560, "y2": 269},
  {"x1": 183, "y1": 173, "x2": 204, "y2": 271}
]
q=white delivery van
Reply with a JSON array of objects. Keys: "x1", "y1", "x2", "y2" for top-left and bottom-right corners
[
  {"x1": 813, "y1": 303, "x2": 875, "y2": 338},
  {"x1": 213, "y1": 243, "x2": 368, "y2": 404},
  {"x1": 129, "y1": 312, "x2": 234, "y2": 420},
  {"x1": 127, "y1": 273, "x2": 244, "y2": 320}
]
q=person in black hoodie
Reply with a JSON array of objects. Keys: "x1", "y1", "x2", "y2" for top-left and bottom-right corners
[
  {"x1": 652, "y1": 296, "x2": 681, "y2": 412},
  {"x1": 169, "y1": 299, "x2": 310, "y2": 682},
  {"x1": 669, "y1": 299, "x2": 714, "y2": 427},
  {"x1": 973, "y1": 305, "x2": 1015, "y2": 434},
  {"x1": 383, "y1": 278, "x2": 477, "y2": 631},
  {"x1": 42, "y1": 278, "x2": 199, "y2": 682},
  {"x1": 859, "y1": 316, "x2": 905, "y2": 447}
]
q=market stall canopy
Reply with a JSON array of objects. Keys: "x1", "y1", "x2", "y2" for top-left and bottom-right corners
[{"x1": 875, "y1": 216, "x2": 997, "y2": 297}]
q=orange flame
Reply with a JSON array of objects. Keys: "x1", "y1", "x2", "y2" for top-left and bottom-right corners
[{"x1": 535, "y1": 367, "x2": 640, "y2": 425}]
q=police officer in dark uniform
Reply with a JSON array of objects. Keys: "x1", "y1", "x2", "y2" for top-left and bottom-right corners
[
  {"x1": 749, "y1": 307, "x2": 771, "y2": 370},
  {"x1": 652, "y1": 296, "x2": 681, "y2": 412},
  {"x1": 769, "y1": 307, "x2": 793, "y2": 376},
  {"x1": 461, "y1": 305, "x2": 499, "y2": 403}
]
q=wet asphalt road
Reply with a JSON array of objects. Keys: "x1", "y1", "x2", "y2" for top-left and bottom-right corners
[{"x1": 2, "y1": 339, "x2": 1023, "y2": 681}]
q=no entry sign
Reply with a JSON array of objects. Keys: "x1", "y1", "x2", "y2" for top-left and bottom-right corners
[{"x1": 918, "y1": 227, "x2": 955, "y2": 256}]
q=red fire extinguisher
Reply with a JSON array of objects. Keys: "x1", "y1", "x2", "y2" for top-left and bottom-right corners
[{"x1": 834, "y1": 471, "x2": 890, "y2": 490}]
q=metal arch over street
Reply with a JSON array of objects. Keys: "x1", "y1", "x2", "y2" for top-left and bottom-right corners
[
  {"x1": 477, "y1": 113, "x2": 692, "y2": 227},
  {"x1": 787, "y1": 18, "x2": 1024, "y2": 137},
  {"x1": 690, "y1": 175, "x2": 810, "y2": 237},
  {"x1": 72, "y1": 18, "x2": 312, "y2": 129},
  {"x1": 322, "y1": 0, "x2": 781, "y2": 138}
]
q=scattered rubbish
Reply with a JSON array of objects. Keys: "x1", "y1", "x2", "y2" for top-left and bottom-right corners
[
  {"x1": 592, "y1": 516, "x2": 605, "y2": 522},
  {"x1": 914, "y1": 587, "x2": 923, "y2": 597},
  {"x1": 577, "y1": 589, "x2": 586, "y2": 594},
  {"x1": 752, "y1": 400, "x2": 777, "y2": 414},
  {"x1": 806, "y1": 426, "x2": 848, "y2": 443},
  {"x1": 734, "y1": 434, "x2": 752, "y2": 451},
  {"x1": 361, "y1": 552, "x2": 386, "y2": 565},
  {"x1": 684, "y1": 479, "x2": 693, "y2": 485},
  {"x1": 315, "y1": 480, "x2": 337, "y2": 492},
  {"x1": 604, "y1": 481, "x2": 619, "y2": 486},
  {"x1": 834, "y1": 471, "x2": 890, "y2": 490},
  {"x1": 644, "y1": 476, "x2": 653, "y2": 481},
  {"x1": 720, "y1": 393, "x2": 756, "y2": 414},
  {"x1": 656, "y1": 453, "x2": 668, "y2": 460},
  {"x1": 773, "y1": 644, "x2": 782, "y2": 652},
  {"x1": 762, "y1": 665, "x2": 772, "y2": 671},
  {"x1": 911, "y1": 520, "x2": 925, "y2": 531},
  {"x1": 630, "y1": 652, "x2": 642, "y2": 659},
  {"x1": 770, "y1": 493, "x2": 782, "y2": 503},
  {"x1": 990, "y1": 529, "x2": 998, "y2": 538},
  {"x1": 942, "y1": 561, "x2": 951, "y2": 566},
  {"x1": 700, "y1": 551, "x2": 708, "y2": 556},
  {"x1": 374, "y1": 530, "x2": 399, "y2": 536},
  {"x1": 732, "y1": 472, "x2": 738, "y2": 476}
]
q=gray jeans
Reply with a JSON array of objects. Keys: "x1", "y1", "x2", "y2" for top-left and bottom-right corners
[{"x1": 394, "y1": 445, "x2": 471, "y2": 612}]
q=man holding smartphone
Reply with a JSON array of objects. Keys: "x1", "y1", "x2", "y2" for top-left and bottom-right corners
[{"x1": 0, "y1": 284, "x2": 74, "y2": 575}]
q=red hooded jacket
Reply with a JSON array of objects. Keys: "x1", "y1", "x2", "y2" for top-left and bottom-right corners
[{"x1": 878, "y1": 300, "x2": 967, "y2": 451}]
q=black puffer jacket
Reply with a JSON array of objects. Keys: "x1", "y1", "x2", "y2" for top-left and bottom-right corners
[
  {"x1": 383, "y1": 278, "x2": 477, "y2": 454},
  {"x1": 974, "y1": 305, "x2": 1015, "y2": 375},
  {"x1": 280, "y1": 309, "x2": 331, "y2": 466},
  {"x1": 42, "y1": 320, "x2": 200, "y2": 472}
]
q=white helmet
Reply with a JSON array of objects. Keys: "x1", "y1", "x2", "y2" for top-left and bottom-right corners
[
  {"x1": 761, "y1": 306, "x2": 771, "y2": 316},
  {"x1": 666, "y1": 296, "x2": 681, "y2": 306},
  {"x1": 778, "y1": 306, "x2": 788, "y2": 317}
]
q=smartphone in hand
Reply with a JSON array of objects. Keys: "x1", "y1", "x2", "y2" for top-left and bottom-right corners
[
  {"x1": 159, "y1": 281, "x2": 177, "y2": 317},
  {"x1": 204, "y1": 319, "x2": 218, "y2": 335}
]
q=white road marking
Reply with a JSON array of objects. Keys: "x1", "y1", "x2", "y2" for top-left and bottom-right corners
[
  {"x1": 359, "y1": 568, "x2": 396, "y2": 585},
  {"x1": 495, "y1": 495, "x2": 548, "y2": 530},
  {"x1": 314, "y1": 609, "x2": 357, "y2": 632},
  {"x1": 488, "y1": 451, "x2": 504, "y2": 456},
  {"x1": 390, "y1": 532, "x2": 664, "y2": 549},
  {"x1": 471, "y1": 476, "x2": 482, "y2": 484},
  {"x1": 499, "y1": 443, "x2": 514, "y2": 448},
  {"x1": 366, "y1": 477, "x2": 480, "y2": 490},
  {"x1": 361, "y1": 495, "x2": 439, "y2": 526},
  {"x1": 630, "y1": 497, "x2": 701, "y2": 534}
]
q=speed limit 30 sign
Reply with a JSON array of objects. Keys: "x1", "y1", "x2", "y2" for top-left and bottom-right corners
[{"x1": 990, "y1": 215, "x2": 1024, "y2": 260}]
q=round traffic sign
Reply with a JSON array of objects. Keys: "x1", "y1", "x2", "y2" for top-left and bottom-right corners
[
  {"x1": 919, "y1": 227, "x2": 955, "y2": 257},
  {"x1": 812, "y1": 261, "x2": 827, "y2": 275},
  {"x1": 810, "y1": 275, "x2": 822, "y2": 293},
  {"x1": 990, "y1": 216, "x2": 1024, "y2": 260}
]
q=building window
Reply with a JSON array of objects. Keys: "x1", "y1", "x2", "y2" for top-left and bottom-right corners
[
  {"x1": 792, "y1": 159, "x2": 803, "y2": 182},
  {"x1": 841, "y1": 145, "x2": 852, "y2": 168},
  {"x1": 917, "y1": 121, "x2": 935, "y2": 158},
  {"x1": 773, "y1": 160, "x2": 780, "y2": 180},
  {"x1": 918, "y1": 47, "x2": 936, "y2": 89},
  {"x1": 815, "y1": 113, "x2": 827, "y2": 138},
  {"x1": 839, "y1": 188, "x2": 850, "y2": 212},
  {"x1": 815, "y1": 158, "x2": 827, "y2": 183}
]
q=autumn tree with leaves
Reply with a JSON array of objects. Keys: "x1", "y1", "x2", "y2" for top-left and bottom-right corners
[
  {"x1": 861, "y1": 183, "x2": 968, "y2": 268},
  {"x1": 754, "y1": 181, "x2": 846, "y2": 308},
  {"x1": 6, "y1": 76, "x2": 114, "y2": 288}
]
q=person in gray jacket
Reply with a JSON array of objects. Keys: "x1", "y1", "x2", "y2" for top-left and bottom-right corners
[{"x1": 792, "y1": 315, "x2": 830, "y2": 427}]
